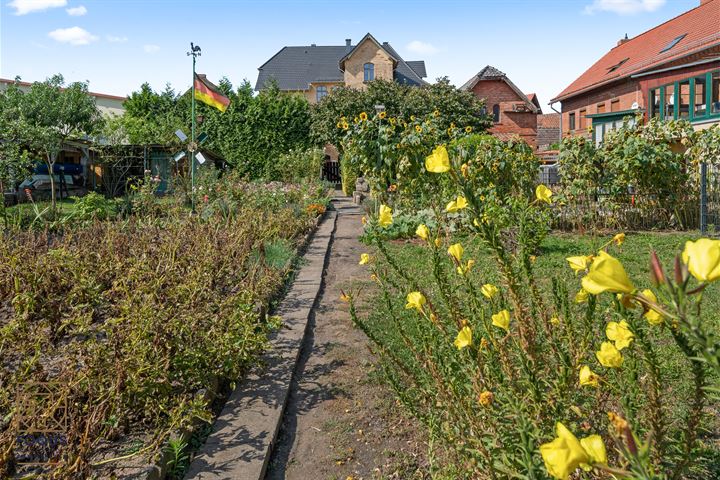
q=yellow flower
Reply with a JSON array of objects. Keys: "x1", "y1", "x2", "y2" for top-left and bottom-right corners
[
  {"x1": 457, "y1": 259, "x2": 475, "y2": 276},
  {"x1": 596, "y1": 342, "x2": 623, "y2": 368},
  {"x1": 359, "y1": 111, "x2": 368, "y2": 121},
  {"x1": 361, "y1": 216, "x2": 367, "y2": 225},
  {"x1": 579, "y1": 365, "x2": 600, "y2": 387},
  {"x1": 460, "y1": 163, "x2": 469, "y2": 177},
  {"x1": 378, "y1": 204, "x2": 393, "y2": 228},
  {"x1": 566, "y1": 255, "x2": 592, "y2": 275},
  {"x1": 405, "y1": 291, "x2": 426, "y2": 312},
  {"x1": 530, "y1": 255, "x2": 537, "y2": 264},
  {"x1": 575, "y1": 288, "x2": 589, "y2": 303},
  {"x1": 446, "y1": 195, "x2": 468, "y2": 213},
  {"x1": 581, "y1": 251, "x2": 634, "y2": 295},
  {"x1": 606, "y1": 320, "x2": 634, "y2": 350},
  {"x1": 579, "y1": 435, "x2": 607, "y2": 465},
  {"x1": 550, "y1": 316, "x2": 561, "y2": 325},
  {"x1": 454, "y1": 326, "x2": 472, "y2": 349},
  {"x1": 424, "y1": 145, "x2": 450, "y2": 173},
  {"x1": 682, "y1": 238, "x2": 720, "y2": 283},
  {"x1": 340, "y1": 292, "x2": 350, "y2": 303},
  {"x1": 492, "y1": 310, "x2": 510, "y2": 331},
  {"x1": 370, "y1": 273, "x2": 378, "y2": 282},
  {"x1": 478, "y1": 390, "x2": 494, "y2": 406},
  {"x1": 416, "y1": 224, "x2": 430, "y2": 241},
  {"x1": 613, "y1": 233, "x2": 626, "y2": 246},
  {"x1": 539, "y1": 423, "x2": 590, "y2": 480},
  {"x1": 536, "y1": 184, "x2": 553, "y2": 204},
  {"x1": 481, "y1": 283, "x2": 499, "y2": 299},
  {"x1": 378, "y1": 111, "x2": 387, "y2": 119},
  {"x1": 465, "y1": 126, "x2": 472, "y2": 133},
  {"x1": 447, "y1": 243, "x2": 464, "y2": 262},
  {"x1": 433, "y1": 109, "x2": 440, "y2": 117},
  {"x1": 415, "y1": 125, "x2": 422, "y2": 133},
  {"x1": 359, "y1": 253, "x2": 371, "y2": 265},
  {"x1": 640, "y1": 289, "x2": 664, "y2": 325}
]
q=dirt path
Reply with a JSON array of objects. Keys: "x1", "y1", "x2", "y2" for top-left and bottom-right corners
[{"x1": 265, "y1": 196, "x2": 427, "y2": 480}]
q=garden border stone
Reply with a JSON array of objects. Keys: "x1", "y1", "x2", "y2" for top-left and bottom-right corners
[{"x1": 183, "y1": 208, "x2": 338, "y2": 480}]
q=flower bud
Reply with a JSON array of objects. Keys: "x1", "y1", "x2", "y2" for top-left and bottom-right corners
[
  {"x1": 674, "y1": 254, "x2": 688, "y2": 285},
  {"x1": 650, "y1": 251, "x2": 665, "y2": 286}
]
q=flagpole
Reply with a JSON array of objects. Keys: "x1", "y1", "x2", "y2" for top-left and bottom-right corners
[{"x1": 188, "y1": 42, "x2": 201, "y2": 212}]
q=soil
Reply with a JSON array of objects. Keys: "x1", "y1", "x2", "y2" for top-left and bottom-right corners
[{"x1": 265, "y1": 196, "x2": 428, "y2": 480}]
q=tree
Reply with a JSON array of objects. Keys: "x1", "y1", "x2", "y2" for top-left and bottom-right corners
[
  {"x1": 19, "y1": 75, "x2": 101, "y2": 211},
  {"x1": 310, "y1": 78, "x2": 492, "y2": 150},
  {"x1": 0, "y1": 81, "x2": 33, "y2": 195}
]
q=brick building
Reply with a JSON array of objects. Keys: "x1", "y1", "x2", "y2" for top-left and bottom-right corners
[
  {"x1": 255, "y1": 33, "x2": 427, "y2": 104},
  {"x1": 551, "y1": 0, "x2": 720, "y2": 145},
  {"x1": 460, "y1": 66, "x2": 547, "y2": 148}
]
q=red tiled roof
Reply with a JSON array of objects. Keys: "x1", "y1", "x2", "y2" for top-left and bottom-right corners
[
  {"x1": 537, "y1": 113, "x2": 560, "y2": 129},
  {"x1": 552, "y1": 0, "x2": 720, "y2": 102},
  {"x1": 0, "y1": 77, "x2": 127, "y2": 101}
]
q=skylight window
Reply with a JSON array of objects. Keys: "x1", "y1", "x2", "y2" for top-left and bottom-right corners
[
  {"x1": 607, "y1": 58, "x2": 629, "y2": 73},
  {"x1": 660, "y1": 34, "x2": 687, "y2": 53}
]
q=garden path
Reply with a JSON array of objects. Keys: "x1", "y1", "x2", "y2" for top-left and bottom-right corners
[{"x1": 264, "y1": 194, "x2": 426, "y2": 480}]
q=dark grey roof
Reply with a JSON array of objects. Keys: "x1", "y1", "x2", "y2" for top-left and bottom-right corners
[
  {"x1": 406, "y1": 61, "x2": 427, "y2": 79},
  {"x1": 255, "y1": 36, "x2": 427, "y2": 91},
  {"x1": 255, "y1": 46, "x2": 346, "y2": 91}
]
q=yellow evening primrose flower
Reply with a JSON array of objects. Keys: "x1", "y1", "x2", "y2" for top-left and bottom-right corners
[
  {"x1": 596, "y1": 342, "x2": 623, "y2": 368},
  {"x1": 606, "y1": 320, "x2": 634, "y2": 350},
  {"x1": 416, "y1": 224, "x2": 430, "y2": 241},
  {"x1": 640, "y1": 289, "x2": 664, "y2": 325},
  {"x1": 359, "y1": 253, "x2": 371, "y2": 265},
  {"x1": 579, "y1": 365, "x2": 600, "y2": 387},
  {"x1": 405, "y1": 291, "x2": 426, "y2": 312},
  {"x1": 682, "y1": 238, "x2": 720, "y2": 283},
  {"x1": 361, "y1": 216, "x2": 367, "y2": 225},
  {"x1": 581, "y1": 251, "x2": 634, "y2": 295},
  {"x1": 478, "y1": 390, "x2": 493, "y2": 406},
  {"x1": 579, "y1": 435, "x2": 607, "y2": 465},
  {"x1": 613, "y1": 233, "x2": 626, "y2": 246},
  {"x1": 550, "y1": 316, "x2": 561, "y2": 325},
  {"x1": 492, "y1": 310, "x2": 510, "y2": 331},
  {"x1": 446, "y1": 195, "x2": 468, "y2": 213},
  {"x1": 340, "y1": 292, "x2": 350, "y2": 303},
  {"x1": 457, "y1": 259, "x2": 475, "y2": 276},
  {"x1": 454, "y1": 326, "x2": 472, "y2": 350},
  {"x1": 539, "y1": 422, "x2": 591, "y2": 480},
  {"x1": 378, "y1": 204, "x2": 393, "y2": 228},
  {"x1": 481, "y1": 283, "x2": 499, "y2": 299},
  {"x1": 575, "y1": 288, "x2": 589, "y2": 303},
  {"x1": 448, "y1": 243, "x2": 464, "y2": 262},
  {"x1": 536, "y1": 184, "x2": 553, "y2": 204},
  {"x1": 424, "y1": 145, "x2": 450, "y2": 173},
  {"x1": 566, "y1": 255, "x2": 592, "y2": 275}
]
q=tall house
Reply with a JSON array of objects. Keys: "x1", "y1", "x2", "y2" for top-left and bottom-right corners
[
  {"x1": 552, "y1": 0, "x2": 720, "y2": 146},
  {"x1": 255, "y1": 33, "x2": 427, "y2": 104}
]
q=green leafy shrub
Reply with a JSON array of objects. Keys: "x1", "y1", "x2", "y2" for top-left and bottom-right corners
[{"x1": 263, "y1": 147, "x2": 323, "y2": 183}]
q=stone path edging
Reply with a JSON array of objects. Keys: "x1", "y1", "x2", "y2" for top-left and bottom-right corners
[{"x1": 184, "y1": 209, "x2": 338, "y2": 480}]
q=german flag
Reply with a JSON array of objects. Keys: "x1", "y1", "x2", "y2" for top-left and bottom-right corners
[{"x1": 194, "y1": 74, "x2": 230, "y2": 112}]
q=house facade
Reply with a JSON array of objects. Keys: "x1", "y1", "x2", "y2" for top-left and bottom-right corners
[
  {"x1": 551, "y1": 0, "x2": 720, "y2": 146},
  {"x1": 254, "y1": 33, "x2": 427, "y2": 104},
  {"x1": 461, "y1": 66, "x2": 552, "y2": 149}
]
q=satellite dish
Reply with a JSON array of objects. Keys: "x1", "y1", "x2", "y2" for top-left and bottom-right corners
[
  {"x1": 196, "y1": 152, "x2": 207, "y2": 165},
  {"x1": 631, "y1": 102, "x2": 639, "y2": 110}
]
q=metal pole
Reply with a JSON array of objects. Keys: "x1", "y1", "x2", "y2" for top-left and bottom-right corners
[
  {"x1": 701, "y1": 161, "x2": 708, "y2": 234},
  {"x1": 191, "y1": 52, "x2": 196, "y2": 212}
]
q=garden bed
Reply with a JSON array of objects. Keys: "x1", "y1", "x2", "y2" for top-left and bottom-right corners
[{"x1": 0, "y1": 178, "x2": 330, "y2": 478}]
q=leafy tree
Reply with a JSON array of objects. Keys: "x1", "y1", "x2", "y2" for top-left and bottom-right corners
[
  {"x1": 310, "y1": 78, "x2": 492, "y2": 150},
  {"x1": 17, "y1": 75, "x2": 101, "y2": 210},
  {"x1": 0, "y1": 81, "x2": 33, "y2": 195}
]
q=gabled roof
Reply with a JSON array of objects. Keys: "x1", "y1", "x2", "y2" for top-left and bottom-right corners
[
  {"x1": 0, "y1": 77, "x2": 126, "y2": 101},
  {"x1": 460, "y1": 66, "x2": 540, "y2": 113},
  {"x1": 255, "y1": 33, "x2": 427, "y2": 91},
  {"x1": 552, "y1": 0, "x2": 720, "y2": 102}
]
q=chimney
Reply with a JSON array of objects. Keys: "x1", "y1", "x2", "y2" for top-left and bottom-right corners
[
  {"x1": 311, "y1": 43, "x2": 316, "y2": 47},
  {"x1": 617, "y1": 33, "x2": 630, "y2": 46},
  {"x1": 345, "y1": 38, "x2": 352, "y2": 46}
]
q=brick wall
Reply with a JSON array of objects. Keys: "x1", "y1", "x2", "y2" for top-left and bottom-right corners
[
  {"x1": 470, "y1": 79, "x2": 538, "y2": 148},
  {"x1": 343, "y1": 40, "x2": 394, "y2": 89}
]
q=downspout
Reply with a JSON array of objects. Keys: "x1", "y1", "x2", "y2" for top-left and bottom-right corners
[{"x1": 550, "y1": 101, "x2": 562, "y2": 144}]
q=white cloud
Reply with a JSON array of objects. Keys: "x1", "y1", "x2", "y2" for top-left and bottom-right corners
[
  {"x1": 8, "y1": 0, "x2": 66, "y2": 15},
  {"x1": 584, "y1": 0, "x2": 665, "y2": 15},
  {"x1": 406, "y1": 40, "x2": 439, "y2": 55},
  {"x1": 47, "y1": 26, "x2": 98, "y2": 45},
  {"x1": 65, "y1": 5, "x2": 86, "y2": 16},
  {"x1": 143, "y1": 44, "x2": 160, "y2": 54},
  {"x1": 106, "y1": 35, "x2": 128, "y2": 43}
]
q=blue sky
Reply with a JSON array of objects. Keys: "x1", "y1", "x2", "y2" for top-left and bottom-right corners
[{"x1": 0, "y1": 0, "x2": 700, "y2": 110}]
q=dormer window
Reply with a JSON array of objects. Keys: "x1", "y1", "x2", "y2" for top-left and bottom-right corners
[{"x1": 364, "y1": 63, "x2": 375, "y2": 82}]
